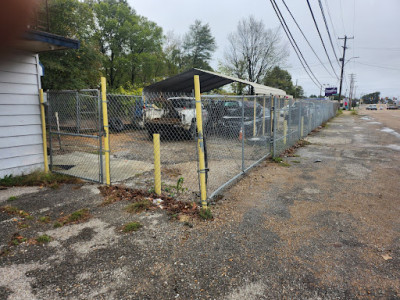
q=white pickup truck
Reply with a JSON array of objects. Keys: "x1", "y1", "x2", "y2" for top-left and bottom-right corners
[{"x1": 144, "y1": 97, "x2": 208, "y2": 140}]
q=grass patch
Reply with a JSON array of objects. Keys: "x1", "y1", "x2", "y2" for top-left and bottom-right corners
[
  {"x1": 122, "y1": 222, "x2": 142, "y2": 233},
  {"x1": 17, "y1": 222, "x2": 29, "y2": 229},
  {"x1": 1, "y1": 206, "x2": 30, "y2": 218},
  {"x1": 38, "y1": 216, "x2": 51, "y2": 223},
  {"x1": 7, "y1": 196, "x2": 17, "y2": 202},
  {"x1": 53, "y1": 222, "x2": 62, "y2": 228},
  {"x1": 125, "y1": 200, "x2": 152, "y2": 213},
  {"x1": 271, "y1": 157, "x2": 290, "y2": 167},
  {"x1": 199, "y1": 208, "x2": 213, "y2": 220},
  {"x1": 0, "y1": 171, "x2": 81, "y2": 188},
  {"x1": 36, "y1": 234, "x2": 51, "y2": 243},
  {"x1": 298, "y1": 139, "x2": 311, "y2": 147},
  {"x1": 292, "y1": 160, "x2": 301, "y2": 163},
  {"x1": 272, "y1": 157, "x2": 283, "y2": 163},
  {"x1": 351, "y1": 110, "x2": 358, "y2": 115},
  {"x1": 58, "y1": 209, "x2": 90, "y2": 226},
  {"x1": 336, "y1": 109, "x2": 343, "y2": 116}
]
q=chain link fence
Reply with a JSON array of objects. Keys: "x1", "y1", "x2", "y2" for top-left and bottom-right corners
[{"x1": 46, "y1": 88, "x2": 339, "y2": 201}]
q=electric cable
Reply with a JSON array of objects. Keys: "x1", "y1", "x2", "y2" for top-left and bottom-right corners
[
  {"x1": 281, "y1": 0, "x2": 336, "y2": 79},
  {"x1": 306, "y1": 0, "x2": 339, "y2": 79},
  {"x1": 269, "y1": 0, "x2": 322, "y2": 89},
  {"x1": 318, "y1": 0, "x2": 340, "y2": 67}
]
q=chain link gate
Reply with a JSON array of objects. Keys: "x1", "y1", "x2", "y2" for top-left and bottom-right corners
[{"x1": 47, "y1": 90, "x2": 104, "y2": 183}]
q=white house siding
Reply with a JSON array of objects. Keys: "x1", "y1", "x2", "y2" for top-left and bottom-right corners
[{"x1": 0, "y1": 53, "x2": 44, "y2": 178}]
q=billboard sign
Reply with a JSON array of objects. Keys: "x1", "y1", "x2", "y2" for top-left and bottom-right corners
[{"x1": 325, "y1": 87, "x2": 337, "y2": 96}]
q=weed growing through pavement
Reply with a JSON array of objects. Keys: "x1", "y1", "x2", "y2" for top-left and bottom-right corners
[
  {"x1": 199, "y1": 208, "x2": 213, "y2": 220},
  {"x1": 336, "y1": 109, "x2": 343, "y2": 116},
  {"x1": 53, "y1": 222, "x2": 62, "y2": 228},
  {"x1": 125, "y1": 200, "x2": 152, "y2": 213},
  {"x1": 38, "y1": 216, "x2": 51, "y2": 223},
  {"x1": 351, "y1": 110, "x2": 358, "y2": 115},
  {"x1": 292, "y1": 160, "x2": 301, "y2": 163},
  {"x1": 7, "y1": 196, "x2": 17, "y2": 202},
  {"x1": 122, "y1": 222, "x2": 142, "y2": 233},
  {"x1": 36, "y1": 234, "x2": 51, "y2": 243},
  {"x1": 1, "y1": 206, "x2": 31, "y2": 218},
  {"x1": 56, "y1": 209, "x2": 91, "y2": 226}
]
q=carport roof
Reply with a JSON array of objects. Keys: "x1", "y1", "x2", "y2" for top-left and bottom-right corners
[{"x1": 143, "y1": 68, "x2": 287, "y2": 96}]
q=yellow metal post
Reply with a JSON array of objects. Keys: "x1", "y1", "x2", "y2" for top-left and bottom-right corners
[
  {"x1": 301, "y1": 116, "x2": 304, "y2": 137},
  {"x1": 194, "y1": 75, "x2": 207, "y2": 209},
  {"x1": 262, "y1": 96, "x2": 266, "y2": 136},
  {"x1": 39, "y1": 89, "x2": 49, "y2": 173},
  {"x1": 276, "y1": 96, "x2": 281, "y2": 130},
  {"x1": 153, "y1": 134, "x2": 161, "y2": 195},
  {"x1": 283, "y1": 120, "x2": 288, "y2": 145},
  {"x1": 253, "y1": 98, "x2": 257, "y2": 137},
  {"x1": 101, "y1": 77, "x2": 111, "y2": 185}
]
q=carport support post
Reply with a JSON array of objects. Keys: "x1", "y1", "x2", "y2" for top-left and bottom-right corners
[
  {"x1": 101, "y1": 77, "x2": 111, "y2": 185},
  {"x1": 39, "y1": 89, "x2": 49, "y2": 173},
  {"x1": 194, "y1": 75, "x2": 207, "y2": 209},
  {"x1": 153, "y1": 134, "x2": 161, "y2": 195}
]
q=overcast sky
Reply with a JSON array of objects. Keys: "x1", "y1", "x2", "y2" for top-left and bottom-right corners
[{"x1": 130, "y1": 0, "x2": 400, "y2": 98}]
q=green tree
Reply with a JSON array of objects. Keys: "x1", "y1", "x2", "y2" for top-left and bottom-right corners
[
  {"x1": 40, "y1": 0, "x2": 102, "y2": 90},
  {"x1": 182, "y1": 20, "x2": 216, "y2": 70},
  {"x1": 361, "y1": 92, "x2": 380, "y2": 104},
  {"x1": 263, "y1": 66, "x2": 304, "y2": 98}
]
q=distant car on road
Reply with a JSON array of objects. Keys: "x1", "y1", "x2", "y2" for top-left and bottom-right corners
[
  {"x1": 387, "y1": 104, "x2": 398, "y2": 110},
  {"x1": 366, "y1": 104, "x2": 377, "y2": 110}
]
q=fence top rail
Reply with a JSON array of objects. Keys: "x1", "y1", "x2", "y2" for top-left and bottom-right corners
[{"x1": 47, "y1": 89, "x2": 99, "y2": 93}]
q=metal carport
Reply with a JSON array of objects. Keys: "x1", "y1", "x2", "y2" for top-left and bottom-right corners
[{"x1": 143, "y1": 68, "x2": 287, "y2": 96}]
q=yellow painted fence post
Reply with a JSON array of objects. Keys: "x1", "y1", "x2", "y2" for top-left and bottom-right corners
[
  {"x1": 283, "y1": 120, "x2": 288, "y2": 145},
  {"x1": 194, "y1": 75, "x2": 207, "y2": 209},
  {"x1": 301, "y1": 116, "x2": 304, "y2": 138},
  {"x1": 153, "y1": 133, "x2": 161, "y2": 195},
  {"x1": 101, "y1": 77, "x2": 111, "y2": 185},
  {"x1": 39, "y1": 89, "x2": 49, "y2": 173}
]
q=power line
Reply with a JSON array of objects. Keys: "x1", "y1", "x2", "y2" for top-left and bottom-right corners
[
  {"x1": 318, "y1": 0, "x2": 340, "y2": 67},
  {"x1": 323, "y1": 0, "x2": 342, "y2": 51},
  {"x1": 306, "y1": 0, "x2": 339, "y2": 79},
  {"x1": 280, "y1": 0, "x2": 336, "y2": 79},
  {"x1": 356, "y1": 61, "x2": 400, "y2": 71},
  {"x1": 269, "y1": 0, "x2": 322, "y2": 88}
]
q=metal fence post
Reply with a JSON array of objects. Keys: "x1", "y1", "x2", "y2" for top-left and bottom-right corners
[
  {"x1": 273, "y1": 96, "x2": 277, "y2": 157},
  {"x1": 288, "y1": 99, "x2": 292, "y2": 146},
  {"x1": 253, "y1": 97, "x2": 257, "y2": 137},
  {"x1": 101, "y1": 77, "x2": 111, "y2": 185},
  {"x1": 270, "y1": 95, "x2": 274, "y2": 154},
  {"x1": 76, "y1": 91, "x2": 80, "y2": 134},
  {"x1": 153, "y1": 133, "x2": 161, "y2": 195},
  {"x1": 262, "y1": 95, "x2": 266, "y2": 136},
  {"x1": 97, "y1": 90, "x2": 104, "y2": 183},
  {"x1": 39, "y1": 89, "x2": 49, "y2": 173},
  {"x1": 194, "y1": 75, "x2": 207, "y2": 209},
  {"x1": 241, "y1": 96, "x2": 245, "y2": 172},
  {"x1": 298, "y1": 101, "x2": 302, "y2": 139}
]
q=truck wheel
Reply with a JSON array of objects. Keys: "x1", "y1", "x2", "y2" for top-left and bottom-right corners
[
  {"x1": 188, "y1": 122, "x2": 197, "y2": 140},
  {"x1": 109, "y1": 118, "x2": 124, "y2": 132}
]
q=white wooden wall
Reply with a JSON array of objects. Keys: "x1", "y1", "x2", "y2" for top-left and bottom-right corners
[{"x1": 0, "y1": 53, "x2": 44, "y2": 177}]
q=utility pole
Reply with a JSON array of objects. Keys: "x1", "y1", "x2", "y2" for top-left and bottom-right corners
[{"x1": 338, "y1": 35, "x2": 354, "y2": 103}]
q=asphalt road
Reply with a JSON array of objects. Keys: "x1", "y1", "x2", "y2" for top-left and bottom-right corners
[{"x1": 0, "y1": 110, "x2": 399, "y2": 299}]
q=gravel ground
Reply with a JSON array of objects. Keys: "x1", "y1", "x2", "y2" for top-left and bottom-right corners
[{"x1": 0, "y1": 110, "x2": 399, "y2": 299}]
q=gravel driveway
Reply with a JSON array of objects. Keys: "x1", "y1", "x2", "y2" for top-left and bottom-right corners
[{"x1": 0, "y1": 109, "x2": 399, "y2": 299}]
